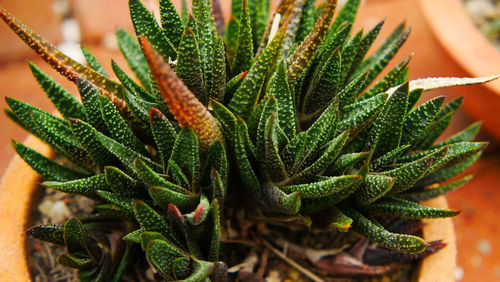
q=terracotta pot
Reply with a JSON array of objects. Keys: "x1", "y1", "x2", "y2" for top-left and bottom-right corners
[
  {"x1": 419, "y1": 0, "x2": 500, "y2": 140},
  {"x1": 0, "y1": 136, "x2": 456, "y2": 281}
]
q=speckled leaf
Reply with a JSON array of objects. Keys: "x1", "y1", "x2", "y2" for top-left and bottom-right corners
[
  {"x1": 365, "y1": 197, "x2": 460, "y2": 219},
  {"x1": 232, "y1": 0, "x2": 253, "y2": 75},
  {"x1": 256, "y1": 96, "x2": 278, "y2": 163},
  {"x1": 291, "y1": 130, "x2": 349, "y2": 184},
  {"x1": 202, "y1": 142, "x2": 228, "y2": 192},
  {"x1": 287, "y1": 0, "x2": 337, "y2": 87},
  {"x1": 362, "y1": 56, "x2": 411, "y2": 100},
  {"x1": 354, "y1": 174, "x2": 396, "y2": 205},
  {"x1": 269, "y1": 61, "x2": 296, "y2": 139},
  {"x1": 130, "y1": 0, "x2": 176, "y2": 60},
  {"x1": 141, "y1": 37, "x2": 223, "y2": 149},
  {"x1": 347, "y1": 20, "x2": 384, "y2": 77},
  {"x1": 116, "y1": 28, "x2": 152, "y2": 92},
  {"x1": 283, "y1": 174, "x2": 361, "y2": 199},
  {"x1": 228, "y1": 24, "x2": 285, "y2": 120},
  {"x1": 336, "y1": 71, "x2": 369, "y2": 108},
  {"x1": 69, "y1": 119, "x2": 116, "y2": 168},
  {"x1": 415, "y1": 112, "x2": 454, "y2": 149},
  {"x1": 342, "y1": 207, "x2": 428, "y2": 253},
  {"x1": 94, "y1": 130, "x2": 162, "y2": 175},
  {"x1": 331, "y1": 0, "x2": 360, "y2": 32},
  {"x1": 134, "y1": 201, "x2": 181, "y2": 245},
  {"x1": 354, "y1": 25, "x2": 410, "y2": 87},
  {"x1": 30, "y1": 110, "x2": 91, "y2": 169},
  {"x1": 12, "y1": 140, "x2": 88, "y2": 181},
  {"x1": 134, "y1": 158, "x2": 189, "y2": 194},
  {"x1": 295, "y1": 0, "x2": 315, "y2": 43},
  {"x1": 159, "y1": 0, "x2": 183, "y2": 48},
  {"x1": 96, "y1": 190, "x2": 135, "y2": 216},
  {"x1": 81, "y1": 47, "x2": 108, "y2": 77},
  {"x1": 104, "y1": 166, "x2": 145, "y2": 197},
  {"x1": 27, "y1": 225, "x2": 65, "y2": 246},
  {"x1": 282, "y1": 131, "x2": 308, "y2": 172},
  {"x1": 211, "y1": 99, "x2": 238, "y2": 144},
  {"x1": 99, "y1": 95, "x2": 146, "y2": 154},
  {"x1": 149, "y1": 108, "x2": 177, "y2": 171},
  {"x1": 369, "y1": 83, "x2": 408, "y2": 158},
  {"x1": 77, "y1": 78, "x2": 107, "y2": 132},
  {"x1": 111, "y1": 61, "x2": 158, "y2": 104},
  {"x1": 43, "y1": 174, "x2": 109, "y2": 196},
  {"x1": 210, "y1": 35, "x2": 226, "y2": 102},
  {"x1": 401, "y1": 96, "x2": 444, "y2": 145},
  {"x1": 261, "y1": 183, "x2": 301, "y2": 215},
  {"x1": 384, "y1": 156, "x2": 433, "y2": 194},
  {"x1": 330, "y1": 152, "x2": 368, "y2": 175},
  {"x1": 145, "y1": 239, "x2": 186, "y2": 280},
  {"x1": 225, "y1": 16, "x2": 239, "y2": 62},
  {"x1": 399, "y1": 174, "x2": 473, "y2": 202},
  {"x1": 419, "y1": 152, "x2": 481, "y2": 187},
  {"x1": 428, "y1": 142, "x2": 486, "y2": 173},
  {"x1": 29, "y1": 63, "x2": 86, "y2": 120},
  {"x1": 182, "y1": 260, "x2": 215, "y2": 281},
  {"x1": 264, "y1": 114, "x2": 288, "y2": 182},
  {"x1": 149, "y1": 186, "x2": 199, "y2": 212},
  {"x1": 248, "y1": 0, "x2": 268, "y2": 49},
  {"x1": 169, "y1": 128, "x2": 200, "y2": 186},
  {"x1": 371, "y1": 145, "x2": 410, "y2": 171},
  {"x1": 185, "y1": 194, "x2": 210, "y2": 226},
  {"x1": 235, "y1": 119, "x2": 262, "y2": 197},
  {"x1": 303, "y1": 49, "x2": 342, "y2": 114},
  {"x1": 177, "y1": 16, "x2": 206, "y2": 103},
  {"x1": 64, "y1": 218, "x2": 94, "y2": 258},
  {"x1": 434, "y1": 122, "x2": 481, "y2": 148},
  {"x1": 338, "y1": 93, "x2": 387, "y2": 133}
]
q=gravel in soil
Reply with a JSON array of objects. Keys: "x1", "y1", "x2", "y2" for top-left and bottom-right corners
[{"x1": 463, "y1": 0, "x2": 500, "y2": 48}]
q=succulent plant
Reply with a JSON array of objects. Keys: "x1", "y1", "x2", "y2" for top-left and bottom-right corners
[{"x1": 1, "y1": 0, "x2": 496, "y2": 280}]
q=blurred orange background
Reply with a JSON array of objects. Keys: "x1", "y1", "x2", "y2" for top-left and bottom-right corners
[{"x1": 0, "y1": 0, "x2": 499, "y2": 281}]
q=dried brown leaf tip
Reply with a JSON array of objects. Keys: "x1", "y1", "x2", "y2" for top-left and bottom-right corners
[
  {"x1": 139, "y1": 36, "x2": 223, "y2": 149},
  {"x1": 0, "y1": 7, "x2": 121, "y2": 96}
]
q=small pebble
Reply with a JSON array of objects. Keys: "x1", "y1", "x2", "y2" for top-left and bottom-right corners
[
  {"x1": 455, "y1": 266, "x2": 465, "y2": 281},
  {"x1": 47, "y1": 200, "x2": 71, "y2": 224},
  {"x1": 477, "y1": 239, "x2": 492, "y2": 255}
]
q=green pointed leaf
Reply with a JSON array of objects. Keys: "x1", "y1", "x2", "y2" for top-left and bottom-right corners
[
  {"x1": 331, "y1": 0, "x2": 360, "y2": 32},
  {"x1": 159, "y1": 0, "x2": 183, "y2": 48},
  {"x1": 43, "y1": 174, "x2": 108, "y2": 196},
  {"x1": 77, "y1": 77, "x2": 107, "y2": 132},
  {"x1": 104, "y1": 166, "x2": 145, "y2": 197},
  {"x1": 296, "y1": 0, "x2": 315, "y2": 43},
  {"x1": 69, "y1": 119, "x2": 117, "y2": 168},
  {"x1": 232, "y1": 0, "x2": 253, "y2": 75},
  {"x1": 399, "y1": 174, "x2": 473, "y2": 202},
  {"x1": 99, "y1": 95, "x2": 146, "y2": 154},
  {"x1": 402, "y1": 96, "x2": 444, "y2": 145},
  {"x1": 134, "y1": 201, "x2": 180, "y2": 245},
  {"x1": 145, "y1": 239, "x2": 186, "y2": 280},
  {"x1": 327, "y1": 206, "x2": 353, "y2": 232},
  {"x1": 81, "y1": 47, "x2": 108, "y2": 77},
  {"x1": 338, "y1": 93, "x2": 387, "y2": 132},
  {"x1": 149, "y1": 108, "x2": 177, "y2": 171},
  {"x1": 149, "y1": 186, "x2": 199, "y2": 212},
  {"x1": 434, "y1": 122, "x2": 482, "y2": 147},
  {"x1": 264, "y1": 114, "x2": 288, "y2": 182},
  {"x1": 269, "y1": 61, "x2": 296, "y2": 139},
  {"x1": 371, "y1": 144, "x2": 410, "y2": 170},
  {"x1": 111, "y1": 60, "x2": 159, "y2": 103},
  {"x1": 419, "y1": 152, "x2": 481, "y2": 187},
  {"x1": 261, "y1": 183, "x2": 301, "y2": 215},
  {"x1": 282, "y1": 175, "x2": 361, "y2": 199},
  {"x1": 27, "y1": 225, "x2": 65, "y2": 246},
  {"x1": 355, "y1": 174, "x2": 396, "y2": 205},
  {"x1": 210, "y1": 34, "x2": 226, "y2": 102},
  {"x1": 384, "y1": 156, "x2": 433, "y2": 194},
  {"x1": 130, "y1": 0, "x2": 176, "y2": 60},
  {"x1": 362, "y1": 56, "x2": 411, "y2": 100},
  {"x1": 248, "y1": 0, "x2": 268, "y2": 49},
  {"x1": 229, "y1": 24, "x2": 285, "y2": 120},
  {"x1": 12, "y1": 140, "x2": 88, "y2": 181},
  {"x1": 116, "y1": 28, "x2": 152, "y2": 92},
  {"x1": 96, "y1": 190, "x2": 135, "y2": 216},
  {"x1": 177, "y1": 16, "x2": 206, "y2": 103},
  {"x1": 342, "y1": 207, "x2": 428, "y2": 253},
  {"x1": 29, "y1": 63, "x2": 86, "y2": 120},
  {"x1": 364, "y1": 197, "x2": 460, "y2": 219},
  {"x1": 369, "y1": 83, "x2": 409, "y2": 158},
  {"x1": 347, "y1": 20, "x2": 385, "y2": 77},
  {"x1": 330, "y1": 152, "x2": 368, "y2": 175},
  {"x1": 235, "y1": 120, "x2": 261, "y2": 197},
  {"x1": 169, "y1": 128, "x2": 200, "y2": 186},
  {"x1": 94, "y1": 130, "x2": 161, "y2": 175}
]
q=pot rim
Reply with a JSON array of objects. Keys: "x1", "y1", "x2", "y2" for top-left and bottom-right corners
[
  {"x1": 419, "y1": 0, "x2": 500, "y2": 95},
  {"x1": 0, "y1": 135, "x2": 457, "y2": 281}
]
